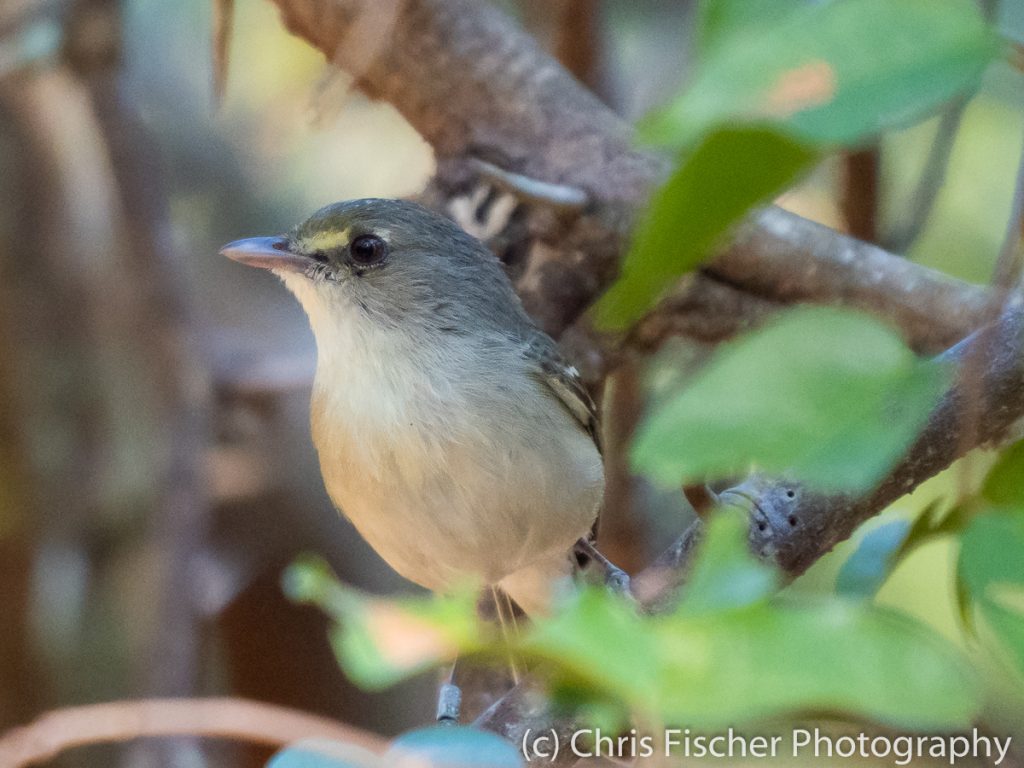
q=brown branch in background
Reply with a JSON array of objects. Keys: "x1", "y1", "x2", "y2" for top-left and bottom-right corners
[
  {"x1": 0, "y1": 698, "x2": 387, "y2": 768},
  {"x1": 64, "y1": 3, "x2": 218, "y2": 764},
  {"x1": 212, "y1": 0, "x2": 235, "y2": 107},
  {"x1": 0, "y1": 300, "x2": 48, "y2": 730},
  {"x1": 839, "y1": 146, "x2": 880, "y2": 243},
  {"x1": 521, "y1": 0, "x2": 605, "y2": 96},
  {"x1": 596, "y1": 358, "x2": 648, "y2": 572},
  {"x1": 73, "y1": 0, "x2": 213, "y2": 660}
]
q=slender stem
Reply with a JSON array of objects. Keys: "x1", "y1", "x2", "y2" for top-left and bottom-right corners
[{"x1": 0, "y1": 698, "x2": 387, "y2": 767}]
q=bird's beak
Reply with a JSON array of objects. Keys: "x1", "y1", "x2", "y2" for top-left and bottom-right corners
[{"x1": 219, "y1": 236, "x2": 312, "y2": 273}]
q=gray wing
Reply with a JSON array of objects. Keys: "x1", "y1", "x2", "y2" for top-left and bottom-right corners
[{"x1": 521, "y1": 332, "x2": 602, "y2": 455}]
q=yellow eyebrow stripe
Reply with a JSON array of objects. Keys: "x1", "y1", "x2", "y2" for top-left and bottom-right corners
[{"x1": 301, "y1": 227, "x2": 352, "y2": 253}]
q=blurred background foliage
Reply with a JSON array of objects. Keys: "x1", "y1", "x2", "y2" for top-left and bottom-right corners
[{"x1": 1, "y1": 0, "x2": 1023, "y2": 766}]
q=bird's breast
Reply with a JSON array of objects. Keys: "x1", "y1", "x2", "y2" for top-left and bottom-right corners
[{"x1": 308, "y1": 349, "x2": 603, "y2": 593}]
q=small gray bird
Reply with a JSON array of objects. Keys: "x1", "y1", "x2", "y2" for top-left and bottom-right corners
[{"x1": 221, "y1": 199, "x2": 605, "y2": 615}]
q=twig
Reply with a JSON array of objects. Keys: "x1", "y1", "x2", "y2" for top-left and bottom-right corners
[
  {"x1": 0, "y1": 698, "x2": 387, "y2": 767},
  {"x1": 883, "y1": 99, "x2": 969, "y2": 253},
  {"x1": 992, "y1": 126, "x2": 1024, "y2": 289},
  {"x1": 839, "y1": 146, "x2": 880, "y2": 243}
]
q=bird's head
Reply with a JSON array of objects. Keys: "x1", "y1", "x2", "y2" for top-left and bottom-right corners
[{"x1": 220, "y1": 198, "x2": 521, "y2": 341}]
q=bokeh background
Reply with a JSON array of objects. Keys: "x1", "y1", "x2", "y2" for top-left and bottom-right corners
[{"x1": 1, "y1": 0, "x2": 1023, "y2": 766}]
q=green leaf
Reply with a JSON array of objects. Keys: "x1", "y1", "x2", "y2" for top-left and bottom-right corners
[
  {"x1": 695, "y1": 0, "x2": 805, "y2": 55},
  {"x1": 836, "y1": 520, "x2": 911, "y2": 598},
  {"x1": 894, "y1": 501, "x2": 970, "y2": 561},
  {"x1": 649, "y1": 600, "x2": 980, "y2": 729},
  {"x1": 594, "y1": 127, "x2": 817, "y2": 329},
  {"x1": 267, "y1": 739, "x2": 379, "y2": 768},
  {"x1": 632, "y1": 307, "x2": 950, "y2": 492},
  {"x1": 522, "y1": 587, "x2": 660, "y2": 701},
  {"x1": 525, "y1": 593, "x2": 979, "y2": 730},
  {"x1": 982, "y1": 440, "x2": 1024, "y2": 507},
  {"x1": 677, "y1": 509, "x2": 779, "y2": 614},
  {"x1": 838, "y1": 501, "x2": 970, "y2": 598},
  {"x1": 643, "y1": 0, "x2": 998, "y2": 148},
  {"x1": 388, "y1": 727, "x2": 523, "y2": 768},
  {"x1": 958, "y1": 511, "x2": 1024, "y2": 675},
  {"x1": 981, "y1": 600, "x2": 1024, "y2": 675},
  {"x1": 284, "y1": 556, "x2": 483, "y2": 689}
]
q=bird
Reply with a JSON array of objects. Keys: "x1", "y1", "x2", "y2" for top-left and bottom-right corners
[{"x1": 220, "y1": 198, "x2": 606, "y2": 616}]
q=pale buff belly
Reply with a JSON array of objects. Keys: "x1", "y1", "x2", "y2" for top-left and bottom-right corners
[{"x1": 312, "y1": 396, "x2": 604, "y2": 594}]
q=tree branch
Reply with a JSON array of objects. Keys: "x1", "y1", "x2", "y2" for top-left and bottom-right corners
[
  {"x1": 708, "y1": 207, "x2": 994, "y2": 353},
  {"x1": 645, "y1": 293, "x2": 1024, "y2": 585},
  {"x1": 0, "y1": 698, "x2": 387, "y2": 767},
  {"x1": 267, "y1": 0, "x2": 992, "y2": 347}
]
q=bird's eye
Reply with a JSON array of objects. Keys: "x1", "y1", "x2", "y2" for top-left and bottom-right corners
[{"x1": 350, "y1": 234, "x2": 387, "y2": 266}]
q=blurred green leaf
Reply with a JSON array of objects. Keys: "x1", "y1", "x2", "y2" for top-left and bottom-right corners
[
  {"x1": 677, "y1": 509, "x2": 779, "y2": 615},
  {"x1": 895, "y1": 501, "x2": 970, "y2": 560},
  {"x1": 594, "y1": 128, "x2": 816, "y2": 329},
  {"x1": 632, "y1": 307, "x2": 950, "y2": 491},
  {"x1": 267, "y1": 739, "x2": 379, "y2": 768},
  {"x1": 649, "y1": 600, "x2": 979, "y2": 728},
  {"x1": 958, "y1": 511, "x2": 1024, "y2": 675},
  {"x1": 284, "y1": 556, "x2": 483, "y2": 689},
  {"x1": 388, "y1": 727, "x2": 523, "y2": 768},
  {"x1": 838, "y1": 502, "x2": 970, "y2": 598},
  {"x1": 529, "y1": 516, "x2": 979, "y2": 728},
  {"x1": 293, "y1": 516, "x2": 980, "y2": 731},
  {"x1": 523, "y1": 585, "x2": 660, "y2": 699},
  {"x1": 643, "y1": 0, "x2": 998, "y2": 148},
  {"x1": 982, "y1": 440, "x2": 1024, "y2": 506},
  {"x1": 982, "y1": 600, "x2": 1024, "y2": 674},
  {"x1": 695, "y1": 0, "x2": 805, "y2": 55},
  {"x1": 836, "y1": 520, "x2": 911, "y2": 598}
]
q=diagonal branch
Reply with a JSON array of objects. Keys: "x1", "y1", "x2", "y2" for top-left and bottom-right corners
[{"x1": 643, "y1": 294, "x2": 1024, "y2": 586}]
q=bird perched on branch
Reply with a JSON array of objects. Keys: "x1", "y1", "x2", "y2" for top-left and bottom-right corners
[{"x1": 221, "y1": 198, "x2": 609, "y2": 615}]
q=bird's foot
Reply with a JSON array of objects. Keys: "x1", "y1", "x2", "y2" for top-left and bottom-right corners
[{"x1": 574, "y1": 538, "x2": 633, "y2": 598}]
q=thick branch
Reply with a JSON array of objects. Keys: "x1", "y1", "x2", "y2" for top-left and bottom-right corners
[
  {"x1": 647, "y1": 295, "x2": 1024, "y2": 582},
  {"x1": 709, "y1": 207, "x2": 994, "y2": 354},
  {"x1": 266, "y1": 0, "x2": 990, "y2": 346}
]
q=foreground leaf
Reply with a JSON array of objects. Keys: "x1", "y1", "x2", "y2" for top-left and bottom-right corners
[
  {"x1": 982, "y1": 440, "x2": 1024, "y2": 507},
  {"x1": 632, "y1": 307, "x2": 950, "y2": 492},
  {"x1": 284, "y1": 556, "x2": 483, "y2": 688},
  {"x1": 267, "y1": 739, "x2": 379, "y2": 768},
  {"x1": 836, "y1": 519, "x2": 911, "y2": 598},
  {"x1": 644, "y1": 0, "x2": 997, "y2": 147},
  {"x1": 958, "y1": 511, "x2": 1024, "y2": 676},
  {"x1": 695, "y1": 0, "x2": 805, "y2": 55},
  {"x1": 676, "y1": 510, "x2": 779, "y2": 614},
  {"x1": 292, "y1": 512, "x2": 980, "y2": 730},
  {"x1": 594, "y1": 127, "x2": 816, "y2": 329},
  {"x1": 837, "y1": 501, "x2": 969, "y2": 598},
  {"x1": 388, "y1": 727, "x2": 523, "y2": 768}
]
